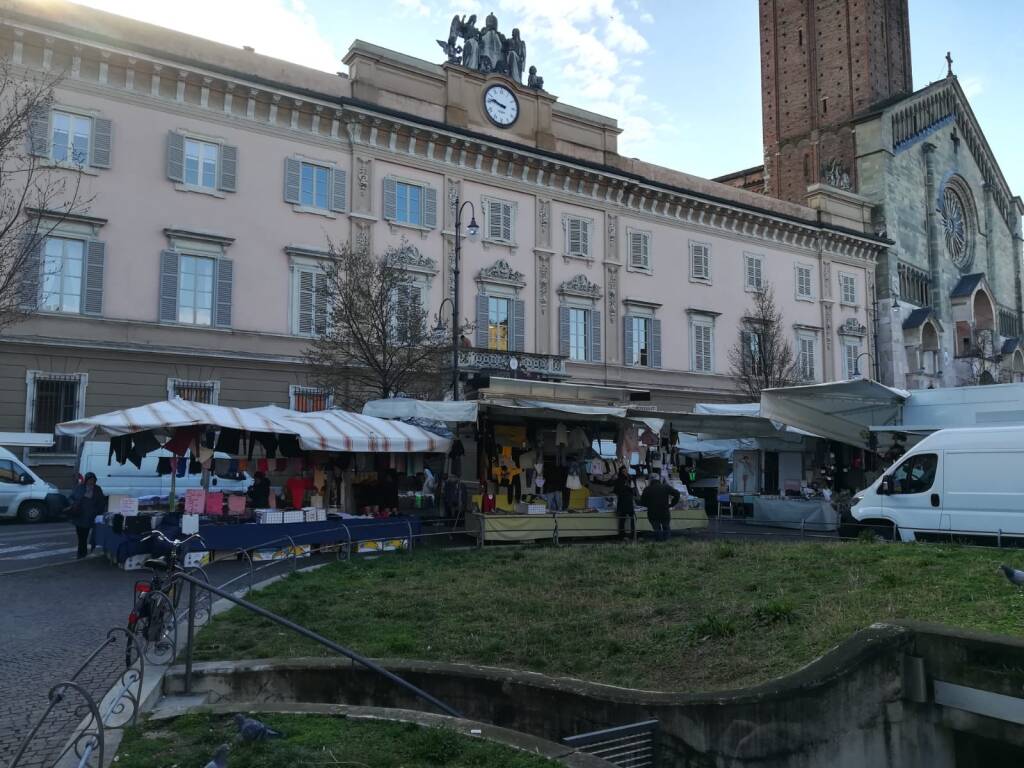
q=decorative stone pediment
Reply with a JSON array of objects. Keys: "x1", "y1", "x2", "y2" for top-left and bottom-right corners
[
  {"x1": 477, "y1": 258, "x2": 526, "y2": 287},
  {"x1": 838, "y1": 317, "x2": 867, "y2": 337},
  {"x1": 388, "y1": 242, "x2": 437, "y2": 275},
  {"x1": 557, "y1": 273, "x2": 602, "y2": 299}
]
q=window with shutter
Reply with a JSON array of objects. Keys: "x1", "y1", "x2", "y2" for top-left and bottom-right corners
[
  {"x1": 628, "y1": 231, "x2": 650, "y2": 271},
  {"x1": 177, "y1": 254, "x2": 215, "y2": 326},
  {"x1": 692, "y1": 322, "x2": 713, "y2": 373},
  {"x1": 568, "y1": 308, "x2": 589, "y2": 361},
  {"x1": 565, "y1": 216, "x2": 591, "y2": 258},
  {"x1": 487, "y1": 200, "x2": 504, "y2": 241},
  {"x1": 799, "y1": 337, "x2": 816, "y2": 381},
  {"x1": 796, "y1": 265, "x2": 812, "y2": 299},
  {"x1": 626, "y1": 316, "x2": 651, "y2": 367},
  {"x1": 745, "y1": 254, "x2": 763, "y2": 290},
  {"x1": 90, "y1": 117, "x2": 112, "y2": 169},
  {"x1": 845, "y1": 343, "x2": 861, "y2": 379},
  {"x1": 840, "y1": 273, "x2": 858, "y2": 304},
  {"x1": 83, "y1": 240, "x2": 105, "y2": 316},
  {"x1": 483, "y1": 198, "x2": 515, "y2": 243},
  {"x1": 51, "y1": 110, "x2": 91, "y2": 165},
  {"x1": 40, "y1": 237, "x2": 84, "y2": 314},
  {"x1": 690, "y1": 242, "x2": 710, "y2": 280},
  {"x1": 296, "y1": 269, "x2": 315, "y2": 335}
]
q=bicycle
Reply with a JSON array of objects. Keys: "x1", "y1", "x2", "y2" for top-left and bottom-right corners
[{"x1": 125, "y1": 530, "x2": 205, "y2": 666}]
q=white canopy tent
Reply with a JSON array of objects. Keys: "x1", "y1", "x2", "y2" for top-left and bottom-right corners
[
  {"x1": 278, "y1": 409, "x2": 451, "y2": 453},
  {"x1": 760, "y1": 379, "x2": 909, "y2": 449},
  {"x1": 362, "y1": 398, "x2": 478, "y2": 423}
]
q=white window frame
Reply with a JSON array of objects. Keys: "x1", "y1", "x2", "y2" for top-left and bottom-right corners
[
  {"x1": 167, "y1": 378, "x2": 220, "y2": 404},
  {"x1": 481, "y1": 196, "x2": 517, "y2": 246},
  {"x1": 795, "y1": 263, "x2": 814, "y2": 301},
  {"x1": 562, "y1": 214, "x2": 594, "y2": 261},
  {"x1": 24, "y1": 371, "x2": 88, "y2": 461},
  {"x1": 487, "y1": 294, "x2": 512, "y2": 352},
  {"x1": 40, "y1": 235, "x2": 85, "y2": 315},
  {"x1": 744, "y1": 252, "x2": 764, "y2": 292},
  {"x1": 568, "y1": 306, "x2": 591, "y2": 362},
  {"x1": 176, "y1": 253, "x2": 216, "y2": 327},
  {"x1": 183, "y1": 136, "x2": 220, "y2": 191},
  {"x1": 797, "y1": 333, "x2": 818, "y2": 382},
  {"x1": 289, "y1": 253, "x2": 330, "y2": 337},
  {"x1": 839, "y1": 272, "x2": 858, "y2": 306},
  {"x1": 50, "y1": 108, "x2": 92, "y2": 166},
  {"x1": 844, "y1": 341, "x2": 862, "y2": 379},
  {"x1": 299, "y1": 160, "x2": 332, "y2": 212},
  {"x1": 394, "y1": 180, "x2": 425, "y2": 227},
  {"x1": 689, "y1": 315, "x2": 716, "y2": 374},
  {"x1": 626, "y1": 228, "x2": 652, "y2": 274},
  {"x1": 289, "y1": 384, "x2": 333, "y2": 412},
  {"x1": 628, "y1": 315, "x2": 652, "y2": 367},
  {"x1": 689, "y1": 240, "x2": 711, "y2": 283}
]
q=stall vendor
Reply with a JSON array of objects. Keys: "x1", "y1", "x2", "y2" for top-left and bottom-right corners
[{"x1": 248, "y1": 471, "x2": 271, "y2": 508}]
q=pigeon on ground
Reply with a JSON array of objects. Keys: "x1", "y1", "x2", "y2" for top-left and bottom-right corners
[
  {"x1": 1000, "y1": 564, "x2": 1024, "y2": 586},
  {"x1": 203, "y1": 744, "x2": 229, "y2": 768},
  {"x1": 233, "y1": 713, "x2": 283, "y2": 741}
]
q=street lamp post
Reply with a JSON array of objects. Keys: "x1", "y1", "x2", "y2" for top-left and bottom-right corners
[
  {"x1": 853, "y1": 351, "x2": 874, "y2": 378},
  {"x1": 435, "y1": 199, "x2": 478, "y2": 401}
]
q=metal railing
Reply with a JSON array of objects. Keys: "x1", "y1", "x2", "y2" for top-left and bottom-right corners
[
  {"x1": 564, "y1": 719, "x2": 660, "y2": 768},
  {"x1": 8, "y1": 629, "x2": 145, "y2": 768}
]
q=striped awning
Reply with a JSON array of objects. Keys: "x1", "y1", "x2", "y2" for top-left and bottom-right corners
[{"x1": 57, "y1": 400, "x2": 450, "y2": 454}]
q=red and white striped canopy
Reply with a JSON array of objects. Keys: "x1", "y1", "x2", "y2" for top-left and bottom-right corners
[{"x1": 57, "y1": 400, "x2": 450, "y2": 454}]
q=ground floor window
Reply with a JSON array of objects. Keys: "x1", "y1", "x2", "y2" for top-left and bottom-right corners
[
  {"x1": 167, "y1": 378, "x2": 219, "y2": 404},
  {"x1": 289, "y1": 385, "x2": 332, "y2": 412},
  {"x1": 27, "y1": 372, "x2": 87, "y2": 455}
]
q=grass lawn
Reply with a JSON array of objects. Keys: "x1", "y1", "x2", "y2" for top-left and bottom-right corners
[
  {"x1": 193, "y1": 539, "x2": 1024, "y2": 692},
  {"x1": 116, "y1": 712, "x2": 556, "y2": 767}
]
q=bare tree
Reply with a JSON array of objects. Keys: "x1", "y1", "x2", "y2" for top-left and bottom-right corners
[
  {"x1": 0, "y1": 59, "x2": 89, "y2": 332},
  {"x1": 728, "y1": 283, "x2": 802, "y2": 400},
  {"x1": 304, "y1": 241, "x2": 466, "y2": 409}
]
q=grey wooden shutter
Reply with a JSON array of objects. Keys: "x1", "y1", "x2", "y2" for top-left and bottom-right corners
[
  {"x1": 488, "y1": 201, "x2": 503, "y2": 240},
  {"x1": 590, "y1": 309, "x2": 602, "y2": 362},
  {"x1": 90, "y1": 117, "x2": 112, "y2": 168},
  {"x1": 166, "y1": 132, "x2": 184, "y2": 183},
  {"x1": 740, "y1": 330, "x2": 752, "y2": 371},
  {"x1": 408, "y1": 284, "x2": 423, "y2": 338},
  {"x1": 19, "y1": 231, "x2": 43, "y2": 309},
  {"x1": 159, "y1": 250, "x2": 179, "y2": 322},
  {"x1": 28, "y1": 106, "x2": 49, "y2": 157},
  {"x1": 284, "y1": 157, "x2": 301, "y2": 204},
  {"x1": 579, "y1": 220, "x2": 589, "y2": 256},
  {"x1": 218, "y1": 144, "x2": 238, "y2": 192},
  {"x1": 623, "y1": 315, "x2": 634, "y2": 365},
  {"x1": 313, "y1": 272, "x2": 328, "y2": 335},
  {"x1": 558, "y1": 306, "x2": 570, "y2": 357},
  {"x1": 214, "y1": 258, "x2": 233, "y2": 328},
  {"x1": 475, "y1": 293, "x2": 489, "y2": 348},
  {"x1": 423, "y1": 185, "x2": 438, "y2": 228},
  {"x1": 383, "y1": 176, "x2": 397, "y2": 220},
  {"x1": 296, "y1": 269, "x2": 314, "y2": 335},
  {"x1": 512, "y1": 298, "x2": 525, "y2": 352},
  {"x1": 330, "y1": 168, "x2": 347, "y2": 212},
  {"x1": 501, "y1": 203, "x2": 512, "y2": 241},
  {"x1": 394, "y1": 285, "x2": 410, "y2": 342},
  {"x1": 82, "y1": 239, "x2": 105, "y2": 316},
  {"x1": 568, "y1": 218, "x2": 581, "y2": 255},
  {"x1": 650, "y1": 318, "x2": 662, "y2": 368}
]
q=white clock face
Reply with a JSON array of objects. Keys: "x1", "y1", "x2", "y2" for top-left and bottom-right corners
[{"x1": 484, "y1": 85, "x2": 519, "y2": 127}]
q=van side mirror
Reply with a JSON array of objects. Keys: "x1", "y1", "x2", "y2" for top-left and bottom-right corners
[
  {"x1": 879, "y1": 477, "x2": 890, "y2": 495},
  {"x1": 19, "y1": 473, "x2": 33, "y2": 485}
]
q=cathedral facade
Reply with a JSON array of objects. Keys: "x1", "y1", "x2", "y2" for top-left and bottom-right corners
[{"x1": 722, "y1": 0, "x2": 1024, "y2": 388}]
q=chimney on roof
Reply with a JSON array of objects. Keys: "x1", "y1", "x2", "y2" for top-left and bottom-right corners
[{"x1": 243, "y1": 46, "x2": 255, "y2": 53}]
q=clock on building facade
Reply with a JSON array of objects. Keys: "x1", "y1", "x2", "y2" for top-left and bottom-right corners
[{"x1": 483, "y1": 84, "x2": 519, "y2": 127}]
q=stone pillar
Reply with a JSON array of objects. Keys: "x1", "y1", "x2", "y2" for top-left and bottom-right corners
[
  {"x1": 604, "y1": 214, "x2": 621, "y2": 364},
  {"x1": 983, "y1": 183, "x2": 997, "y2": 281},
  {"x1": 350, "y1": 154, "x2": 374, "y2": 255},
  {"x1": 534, "y1": 198, "x2": 554, "y2": 353},
  {"x1": 922, "y1": 142, "x2": 944, "y2": 317}
]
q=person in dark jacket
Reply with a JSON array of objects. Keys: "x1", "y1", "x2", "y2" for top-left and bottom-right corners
[
  {"x1": 66, "y1": 472, "x2": 106, "y2": 558},
  {"x1": 612, "y1": 466, "x2": 636, "y2": 539},
  {"x1": 247, "y1": 471, "x2": 271, "y2": 508},
  {"x1": 640, "y1": 477, "x2": 680, "y2": 542}
]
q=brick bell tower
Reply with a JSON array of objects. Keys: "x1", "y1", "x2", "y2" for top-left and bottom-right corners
[{"x1": 760, "y1": 0, "x2": 913, "y2": 203}]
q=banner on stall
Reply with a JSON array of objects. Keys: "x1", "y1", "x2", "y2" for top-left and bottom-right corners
[{"x1": 357, "y1": 538, "x2": 410, "y2": 554}]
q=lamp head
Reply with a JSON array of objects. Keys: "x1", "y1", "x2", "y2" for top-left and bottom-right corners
[{"x1": 466, "y1": 217, "x2": 480, "y2": 238}]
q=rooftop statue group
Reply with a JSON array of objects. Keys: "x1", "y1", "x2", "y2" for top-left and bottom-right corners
[{"x1": 438, "y1": 11, "x2": 544, "y2": 90}]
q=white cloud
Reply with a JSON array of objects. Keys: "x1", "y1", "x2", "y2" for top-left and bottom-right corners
[
  {"x1": 74, "y1": 0, "x2": 340, "y2": 73},
  {"x1": 959, "y1": 75, "x2": 984, "y2": 100},
  {"x1": 397, "y1": 0, "x2": 431, "y2": 17}
]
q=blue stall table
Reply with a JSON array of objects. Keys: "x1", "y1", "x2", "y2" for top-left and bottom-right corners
[{"x1": 94, "y1": 516, "x2": 422, "y2": 568}]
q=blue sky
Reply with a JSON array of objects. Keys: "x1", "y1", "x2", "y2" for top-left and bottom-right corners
[{"x1": 79, "y1": 0, "x2": 1024, "y2": 192}]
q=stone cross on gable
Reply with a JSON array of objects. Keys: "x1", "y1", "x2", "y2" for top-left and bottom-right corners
[{"x1": 946, "y1": 51, "x2": 953, "y2": 77}]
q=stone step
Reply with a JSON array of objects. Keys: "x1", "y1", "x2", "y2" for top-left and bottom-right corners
[{"x1": 149, "y1": 693, "x2": 211, "y2": 720}]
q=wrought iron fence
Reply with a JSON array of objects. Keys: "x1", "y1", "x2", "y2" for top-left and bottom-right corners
[{"x1": 564, "y1": 719, "x2": 660, "y2": 768}]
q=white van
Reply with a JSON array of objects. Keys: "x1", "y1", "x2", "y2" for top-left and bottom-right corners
[
  {"x1": 0, "y1": 446, "x2": 66, "y2": 522},
  {"x1": 851, "y1": 426, "x2": 1024, "y2": 542},
  {"x1": 79, "y1": 441, "x2": 252, "y2": 498}
]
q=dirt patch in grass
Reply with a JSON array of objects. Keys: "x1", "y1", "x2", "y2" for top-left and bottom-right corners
[
  {"x1": 115, "y1": 712, "x2": 556, "y2": 767},
  {"x1": 193, "y1": 540, "x2": 1024, "y2": 692}
]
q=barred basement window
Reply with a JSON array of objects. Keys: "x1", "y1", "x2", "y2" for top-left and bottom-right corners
[
  {"x1": 289, "y1": 385, "x2": 332, "y2": 412},
  {"x1": 27, "y1": 372, "x2": 87, "y2": 455},
  {"x1": 167, "y1": 378, "x2": 220, "y2": 404}
]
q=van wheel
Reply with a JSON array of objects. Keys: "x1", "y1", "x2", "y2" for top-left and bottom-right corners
[
  {"x1": 857, "y1": 520, "x2": 895, "y2": 542},
  {"x1": 18, "y1": 501, "x2": 47, "y2": 523}
]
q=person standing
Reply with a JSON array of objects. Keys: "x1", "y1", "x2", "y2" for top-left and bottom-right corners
[
  {"x1": 67, "y1": 472, "x2": 106, "y2": 559},
  {"x1": 612, "y1": 466, "x2": 636, "y2": 540},
  {"x1": 640, "y1": 477, "x2": 680, "y2": 542}
]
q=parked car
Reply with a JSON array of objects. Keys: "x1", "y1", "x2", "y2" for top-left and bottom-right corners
[
  {"x1": 851, "y1": 425, "x2": 1024, "y2": 542},
  {"x1": 78, "y1": 440, "x2": 252, "y2": 498},
  {"x1": 0, "y1": 446, "x2": 67, "y2": 522}
]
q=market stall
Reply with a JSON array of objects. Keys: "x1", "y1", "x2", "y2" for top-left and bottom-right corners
[{"x1": 57, "y1": 401, "x2": 449, "y2": 568}]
